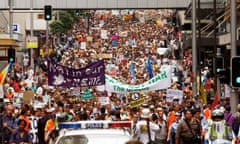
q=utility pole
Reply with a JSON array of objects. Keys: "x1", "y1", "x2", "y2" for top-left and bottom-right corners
[
  {"x1": 30, "y1": 0, "x2": 34, "y2": 69},
  {"x1": 192, "y1": 0, "x2": 198, "y2": 97},
  {"x1": 9, "y1": 0, "x2": 13, "y2": 38},
  {"x1": 44, "y1": 5, "x2": 52, "y2": 56},
  {"x1": 213, "y1": 0, "x2": 222, "y2": 100},
  {"x1": 46, "y1": 21, "x2": 49, "y2": 55},
  {"x1": 230, "y1": 0, "x2": 238, "y2": 113}
]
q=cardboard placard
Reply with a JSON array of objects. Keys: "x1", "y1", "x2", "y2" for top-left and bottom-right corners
[{"x1": 23, "y1": 90, "x2": 34, "y2": 104}]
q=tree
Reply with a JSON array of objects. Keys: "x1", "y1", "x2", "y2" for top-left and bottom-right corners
[
  {"x1": 49, "y1": 20, "x2": 64, "y2": 34},
  {"x1": 59, "y1": 11, "x2": 74, "y2": 31},
  {"x1": 49, "y1": 10, "x2": 90, "y2": 34}
]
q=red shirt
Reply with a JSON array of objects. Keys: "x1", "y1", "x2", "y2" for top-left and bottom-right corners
[
  {"x1": 205, "y1": 78, "x2": 212, "y2": 92},
  {"x1": 13, "y1": 81, "x2": 20, "y2": 92}
]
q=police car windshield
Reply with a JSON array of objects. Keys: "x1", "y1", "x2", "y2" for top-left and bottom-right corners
[
  {"x1": 57, "y1": 133, "x2": 131, "y2": 144},
  {"x1": 58, "y1": 135, "x2": 88, "y2": 144}
]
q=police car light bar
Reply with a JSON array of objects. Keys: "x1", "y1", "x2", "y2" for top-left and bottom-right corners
[
  {"x1": 109, "y1": 121, "x2": 132, "y2": 128},
  {"x1": 58, "y1": 121, "x2": 132, "y2": 129}
]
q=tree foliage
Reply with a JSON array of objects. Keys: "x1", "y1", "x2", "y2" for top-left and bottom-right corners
[
  {"x1": 49, "y1": 20, "x2": 64, "y2": 34},
  {"x1": 59, "y1": 11, "x2": 74, "y2": 31},
  {"x1": 49, "y1": 10, "x2": 90, "y2": 34}
]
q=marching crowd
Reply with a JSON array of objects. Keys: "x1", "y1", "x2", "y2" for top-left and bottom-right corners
[{"x1": 1, "y1": 9, "x2": 239, "y2": 144}]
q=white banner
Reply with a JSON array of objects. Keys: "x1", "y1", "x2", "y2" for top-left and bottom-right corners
[
  {"x1": 97, "y1": 66, "x2": 171, "y2": 93},
  {"x1": 80, "y1": 42, "x2": 86, "y2": 49},
  {"x1": 98, "y1": 96, "x2": 109, "y2": 105},
  {"x1": 166, "y1": 89, "x2": 183, "y2": 103},
  {"x1": 101, "y1": 30, "x2": 108, "y2": 39}
]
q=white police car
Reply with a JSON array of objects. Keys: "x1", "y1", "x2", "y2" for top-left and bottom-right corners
[{"x1": 55, "y1": 121, "x2": 133, "y2": 144}]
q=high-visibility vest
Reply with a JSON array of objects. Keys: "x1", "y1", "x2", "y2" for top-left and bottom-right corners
[{"x1": 208, "y1": 120, "x2": 232, "y2": 141}]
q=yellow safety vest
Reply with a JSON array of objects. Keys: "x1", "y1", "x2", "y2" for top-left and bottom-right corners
[{"x1": 208, "y1": 119, "x2": 232, "y2": 141}]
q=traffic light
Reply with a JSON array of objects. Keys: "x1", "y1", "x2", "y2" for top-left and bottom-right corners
[
  {"x1": 231, "y1": 56, "x2": 240, "y2": 87},
  {"x1": 218, "y1": 68, "x2": 230, "y2": 84},
  {"x1": 199, "y1": 52, "x2": 204, "y2": 66},
  {"x1": 172, "y1": 17, "x2": 177, "y2": 26},
  {"x1": 215, "y1": 56, "x2": 224, "y2": 75},
  {"x1": 44, "y1": 5, "x2": 52, "y2": 21},
  {"x1": 8, "y1": 48, "x2": 15, "y2": 63}
]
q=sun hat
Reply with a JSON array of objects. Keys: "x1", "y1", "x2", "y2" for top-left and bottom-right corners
[{"x1": 141, "y1": 108, "x2": 151, "y2": 119}]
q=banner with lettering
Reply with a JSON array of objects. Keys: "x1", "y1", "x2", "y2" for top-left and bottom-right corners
[
  {"x1": 130, "y1": 98, "x2": 145, "y2": 108},
  {"x1": 97, "y1": 66, "x2": 171, "y2": 93},
  {"x1": 166, "y1": 89, "x2": 183, "y2": 103},
  {"x1": 48, "y1": 59, "x2": 105, "y2": 87}
]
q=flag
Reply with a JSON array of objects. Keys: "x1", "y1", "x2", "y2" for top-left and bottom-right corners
[
  {"x1": 0, "y1": 63, "x2": 11, "y2": 84},
  {"x1": 211, "y1": 91, "x2": 218, "y2": 109},
  {"x1": 130, "y1": 61, "x2": 135, "y2": 83},
  {"x1": 199, "y1": 85, "x2": 207, "y2": 104},
  {"x1": 0, "y1": 62, "x2": 11, "y2": 98},
  {"x1": 146, "y1": 54, "x2": 154, "y2": 79}
]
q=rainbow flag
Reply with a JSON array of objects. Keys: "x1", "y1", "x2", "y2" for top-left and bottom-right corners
[
  {"x1": 0, "y1": 63, "x2": 11, "y2": 98},
  {"x1": 0, "y1": 63, "x2": 11, "y2": 84}
]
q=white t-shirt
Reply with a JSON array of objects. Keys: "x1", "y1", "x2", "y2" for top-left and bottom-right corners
[
  {"x1": 36, "y1": 86, "x2": 43, "y2": 97},
  {"x1": 135, "y1": 120, "x2": 160, "y2": 144},
  {"x1": 27, "y1": 68, "x2": 34, "y2": 80}
]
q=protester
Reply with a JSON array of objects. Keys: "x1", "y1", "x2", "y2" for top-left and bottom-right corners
[
  {"x1": 224, "y1": 104, "x2": 235, "y2": 126},
  {"x1": 9, "y1": 119, "x2": 32, "y2": 144},
  {"x1": 175, "y1": 108, "x2": 202, "y2": 144},
  {"x1": 134, "y1": 108, "x2": 159, "y2": 144},
  {"x1": 2, "y1": 104, "x2": 18, "y2": 144},
  {"x1": 155, "y1": 107, "x2": 167, "y2": 144},
  {"x1": 18, "y1": 108, "x2": 30, "y2": 132},
  {"x1": 37, "y1": 109, "x2": 49, "y2": 144}
]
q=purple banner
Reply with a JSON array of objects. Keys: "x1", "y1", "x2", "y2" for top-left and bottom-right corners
[{"x1": 48, "y1": 59, "x2": 105, "y2": 87}]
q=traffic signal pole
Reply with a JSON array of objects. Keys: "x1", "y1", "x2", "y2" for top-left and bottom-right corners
[
  {"x1": 30, "y1": 0, "x2": 34, "y2": 69},
  {"x1": 46, "y1": 21, "x2": 49, "y2": 55},
  {"x1": 230, "y1": 0, "x2": 238, "y2": 113},
  {"x1": 192, "y1": 0, "x2": 198, "y2": 98},
  {"x1": 44, "y1": 5, "x2": 52, "y2": 56}
]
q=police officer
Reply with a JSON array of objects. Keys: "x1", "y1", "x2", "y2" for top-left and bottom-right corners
[
  {"x1": 167, "y1": 112, "x2": 181, "y2": 144},
  {"x1": 206, "y1": 109, "x2": 233, "y2": 144}
]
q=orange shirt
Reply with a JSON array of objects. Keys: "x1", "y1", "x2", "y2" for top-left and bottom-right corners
[
  {"x1": 19, "y1": 115, "x2": 30, "y2": 132},
  {"x1": 45, "y1": 119, "x2": 55, "y2": 133},
  {"x1": 5, "y1": 92, "x2": 14, "y2": 99},
  {"x1": 204, "y1": 108, "x2": 211, "y2": 120},
  {"x1": 167, "y1": 111, "x2": 176, "y2": 128}
]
